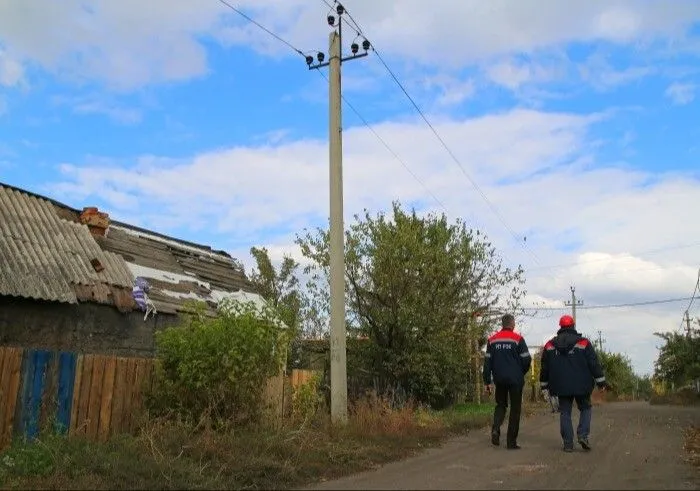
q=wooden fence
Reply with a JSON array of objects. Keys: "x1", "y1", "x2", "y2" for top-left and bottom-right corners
[{"x1": 0, "y1": 346, "x2": 318, "y2": 451}]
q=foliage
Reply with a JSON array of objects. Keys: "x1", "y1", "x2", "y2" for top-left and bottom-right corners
[
  {"x1": 150, "y1": 299, "x2": 288, "y2": 426},
  {"x1": 653, "y1": 329, "x2": 700, "y2": 389},
  {"x1": 291, "y1": 374, "x2": 323, "y2": 424},
  {"x1": 598, "y1": 351, "x2": 636, "y2": 395},
  {"x1": 635, "y1": 374, "x2": 653, "y2": 399},
  {"x1": 296, "y1": 202, "x2": 525, "y2": 408},
  {"x1": 0, "y1": 398, "x2": 497, "y2": 490},
  {"x1": 249, "y1": 246, "x2": 302, "y2": 331},
  {"x1": 249, "y1": 246, "x2": 331, "y2": 371}
]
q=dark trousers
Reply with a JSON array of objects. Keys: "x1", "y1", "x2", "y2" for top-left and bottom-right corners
[
  {"x1": 492, "y1": 383, "x2": 523, "y2": 446},
  {"x1": 557, "y1": 394, "x2": 592, "y2": 446}
]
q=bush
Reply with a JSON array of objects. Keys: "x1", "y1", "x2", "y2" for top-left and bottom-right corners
[
  {"x1": 291, "y1": 374, "x2": 323, "y2": 425},
  {"x1": 149, "y1": 299, "x2": 289, "y2": 427}
]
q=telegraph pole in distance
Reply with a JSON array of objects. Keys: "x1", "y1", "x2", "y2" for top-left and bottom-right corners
[
  {"x1": 306, "y1": 3, "x2": 370, "y2": 425},
  {"x1": 565, "y1": 286, "x2": 583, "y2": 323},
  {"x1": 597, "y1": 330, "x2": 606, "y2": 352},
  {"x1": 685, "y1": 310, "x2": 692, "y2": 338}
]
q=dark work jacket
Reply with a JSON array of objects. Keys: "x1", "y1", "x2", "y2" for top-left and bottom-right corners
[
  {"x1": 482, "y1": 328, "x2": 531, "y2": 386},
  {"x1": 539, "y1": 328, "x2": 606, "y2": 397}
]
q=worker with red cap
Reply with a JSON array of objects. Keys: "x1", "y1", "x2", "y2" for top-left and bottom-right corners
[{"x1": 539, "y1": 314, "x2": 609, "y2": 452}]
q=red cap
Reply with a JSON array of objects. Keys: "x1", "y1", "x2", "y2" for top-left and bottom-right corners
[{"x1": 559, "y1": 314, "x2": 575, "y2": 328}]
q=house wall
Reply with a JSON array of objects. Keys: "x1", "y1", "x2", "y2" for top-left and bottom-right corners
[{"x1": 0, "y1": 296, "x2": 180, "y2": 357}]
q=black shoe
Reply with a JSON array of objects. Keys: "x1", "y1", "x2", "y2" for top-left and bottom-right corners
[
  {"x1": 578, "y1": 437, "x2": 591, "y2": 451},
  {"x1": 506, "y1": 444, "x2": 521, "y2": 450},
  {"x1": 563, "y1": 446, "x2": 574, "y2": 453},
  {"x1": 491, "y1": 430, "x2": 500, "y2": 446}
]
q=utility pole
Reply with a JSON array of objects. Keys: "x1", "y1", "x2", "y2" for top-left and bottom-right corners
[
  {"x1": 307, "y1": 3, "x2": 370, "y2": 425},
  {"x1": 597, "y1": 330, "x2": 606, "y2": 352},
  {"x1": 564, "y1": 286, "x2": 583, "y2": 323},
  {"x1": 684, "y1": 310, "x2": 692, "y2": 338}
]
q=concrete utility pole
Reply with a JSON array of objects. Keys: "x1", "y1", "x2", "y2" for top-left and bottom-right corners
[
  {"x1": 597, "y1": 330, "x2": 606, "y2": 352},
  {"x1": 565, "y1": 286, "x2": 583, "y2": 323},
  {"x1": 685, "y1": 310, "x2": 692, "y2": 338},
  {"x1": 307, "y1": 4, "x2": 370, "y2": 425}
]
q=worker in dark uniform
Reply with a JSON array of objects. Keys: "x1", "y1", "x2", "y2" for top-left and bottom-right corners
[
  {"x1": 539, "y1": 314, "x2": 609, "y2": 452},
  {"x1": 482, "y1": 314, "x2": 531, "y2": 449}
]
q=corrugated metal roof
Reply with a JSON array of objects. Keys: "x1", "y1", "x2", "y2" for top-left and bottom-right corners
[{"x1": 0, "y1": 185, "x2": 135, "y2": 304}]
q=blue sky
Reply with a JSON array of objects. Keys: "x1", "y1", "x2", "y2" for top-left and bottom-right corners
[{"x1": 1, "y1": 0, "x2": 699, "y2": 374}]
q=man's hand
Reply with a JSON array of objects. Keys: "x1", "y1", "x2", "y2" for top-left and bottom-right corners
[{"x1": 485, "y1": 384, "x2": 493, "y2": 395}]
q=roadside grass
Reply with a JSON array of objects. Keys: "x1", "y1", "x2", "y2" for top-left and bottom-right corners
[
  {"x1": 650, "y1": 388, "x2": 700, "y2": 406},
  {"x1": 0, "y1": 397, "x2": 501, "y2": 490},
  {"x1": 684, "y1": 426, "x2": 700, "y2": 468}
]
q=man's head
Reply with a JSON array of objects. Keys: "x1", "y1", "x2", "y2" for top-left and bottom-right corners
[
  {"x1": 501, "y1": 314, "x2": 515, "y2": 330},
  {"x1": 559, "y1": 314, "x2": 575, "y2": 329}
]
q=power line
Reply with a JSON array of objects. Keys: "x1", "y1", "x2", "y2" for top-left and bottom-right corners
[
  {"x1": 678, "y1": 268, "x2": 700, "y2": 332},
  {"x1": 332, "y1": 2, "x2": 542, "y2": 267},
  {"x1": 316, "y1": 70, "x2": 447, "y2": 211},
  {"x1": 217, "y1": 0, "x2": 307, "y2": 57},
  {"x1": 217, "y1": 0, "x2": 450, "y2": 216},
  {"x1": 521, "y1": 296, "x2": 697, "y2": 311}
]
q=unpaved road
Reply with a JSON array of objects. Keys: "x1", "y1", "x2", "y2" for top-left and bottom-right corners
[{"x1": 305, "y1": 402, "x2": 700, "y2": 490}]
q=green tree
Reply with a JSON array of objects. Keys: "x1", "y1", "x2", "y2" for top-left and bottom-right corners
[
  {"x1": 653, "y1": 329, "x2": 700, "y2": 388},
  {"x1": 598, "y1": 351, "x2": 636, "y2": 395},
  {"x1": 249, "y1": 246, "x2": 302, "y2": 331},
  {"x1": 296, "y1": 202, "x2": 525, "y2": 408}
]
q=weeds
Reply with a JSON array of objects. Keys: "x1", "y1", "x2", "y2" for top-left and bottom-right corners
[
  {"x1": 0, "y1": 392, "x2": 501, "y2": 490},
  {"x1": 684, "y1": 426, "x2": 700, "y2": 468},
  {"x1": 650, "y1": 389, "x2": 700, "y2": 406}
]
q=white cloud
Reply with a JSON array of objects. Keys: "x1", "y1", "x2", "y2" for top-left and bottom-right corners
[
  {"x1": 485, "y1": 58, "x2": 562, "y2": 90},
  {"x1": 0, "y1": 48, "x2": 23, "y2": 87},
  {"x1": 51, "y1": 94, "x2": 142, "y2": 124},
  {"x1": 1, "y1": 1, "x2": 699, "y2": 89},
  {"x1": 421, "y1": 75, "x2": 476, "y2": 107},
  {"x1": 665, "y1": 82, "x2": 697, "y2": 105},
  {"x1": 50, "y1": 108, "x2": 700, "y2": 375}
]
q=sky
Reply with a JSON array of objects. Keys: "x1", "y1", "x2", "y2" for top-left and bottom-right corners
[{"x1": 1, "y1": 0, "x2": 699, "y2": 376}]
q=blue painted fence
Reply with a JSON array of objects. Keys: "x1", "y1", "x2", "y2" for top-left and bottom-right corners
[{"x1": 0, "y1": 348, "x2": 154, "y2": 450}]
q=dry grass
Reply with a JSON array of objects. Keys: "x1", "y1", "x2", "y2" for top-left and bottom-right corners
[
  {"x1": 0, "y1": 393, "x2": 497, "y2": 490},
  {"x1": 650, "y1": 389, "x2": 700, "y2": 406},
  {"x1": 684, "y1": 426, "x2": 700, "y2": 468}
]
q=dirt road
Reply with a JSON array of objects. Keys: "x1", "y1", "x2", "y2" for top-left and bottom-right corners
[{"x1": 305, "y1": 402, "x2": 700, "y2": 490}]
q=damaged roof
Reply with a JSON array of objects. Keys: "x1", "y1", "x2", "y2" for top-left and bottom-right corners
[
  {"x1": 0, "y1": 184, "x2": 135, "y2": 309},
  {"x1": 0, "y1": 182, "x2": 263, "y2": 315},
  {"x1": 96, "y1": 224, "x2": 260, "y2": 315}
]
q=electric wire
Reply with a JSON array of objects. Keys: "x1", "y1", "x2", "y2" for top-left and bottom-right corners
[
  {"x1": 316, "y1": 70, "x2": 448, "y2": 211},
  {"x1": 678, "y1": 268, "x2": 700, "y2": 332},
  {"x1": 218, "y1": 0, "x2": 695, "y2": 299},
  {"x1": 521, "y1": 296, "x2": 697, "y2": 312},
  {"x1": 331, "y1": 2, "x2": 543, "y2": 267},
  {"x1": 216, "y1": 0, "x2": 447, "y2": 214},
  {"x1": 217, "y1": 0, "x2": 307, "y2": 57}
]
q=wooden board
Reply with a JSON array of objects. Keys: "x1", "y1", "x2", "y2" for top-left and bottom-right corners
[
  {"x1": 98, "y1": 357, "x2": 116, "y2": 442},
  {"x1": 0, "y1": 348, "x2": 23, "y2": 450}
]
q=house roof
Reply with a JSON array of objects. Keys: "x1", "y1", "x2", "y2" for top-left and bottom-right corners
[
  {"x1": 0, "y1": 182, "x2": 262, "y2": 315},
  {"x1": 0, "y1": 184, "x2": 135, "y2": 308},
  {"x1": 95, "y1": 224, "x2": 259, "y2": 315}
]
